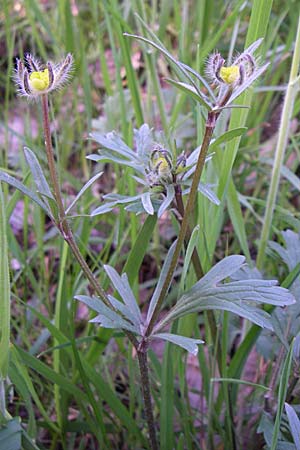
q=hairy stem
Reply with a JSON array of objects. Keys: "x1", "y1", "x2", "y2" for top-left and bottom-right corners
[
  {"x1": 137, "y1": 349, "x2": 158, "y2": 450},
  {"x1": 41, "y1": 94, "x2": 110, "y2": 307},
  {"x1": 40, "y1": 94, "x2": 139, "y2": 352},
  {"x1": 146, "y1": 111, "x2": 217, "y2": 337},
  {"x1": 174, "y1": 185, "x2": 204, "y2": 277},
  {"x1": 174, "y1": 187, "x2": 218, "y2": 346}
]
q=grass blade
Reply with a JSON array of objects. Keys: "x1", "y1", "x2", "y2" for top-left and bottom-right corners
[{"x1": 0, "y1": 184, "x2": 10, "y2": 379}]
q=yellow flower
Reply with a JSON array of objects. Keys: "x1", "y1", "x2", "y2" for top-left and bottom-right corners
[
  {"x1": 156, "y1": 157, "x2": 170, "y2": 176},
  {"x1": 219, "y1": 65, "x2": 240, "y2": 84},
  {"x1": 14, "y1": 53, "x2": 73, "y2": 99},
  {"x1": 29, "y1": 69, "x2": 50, "y2": 91}
]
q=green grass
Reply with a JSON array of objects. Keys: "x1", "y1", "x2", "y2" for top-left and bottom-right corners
[{"x1": 1, "y1": 0, "x2": 300, "y2": 449}]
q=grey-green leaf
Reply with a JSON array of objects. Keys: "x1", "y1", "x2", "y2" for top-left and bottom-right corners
[
  {"x1": 158, "y1": 185, "x2": 175, "y2": 218},
  {"x1": 156, "y1": 255, "x2": 295, "y2": 332},
  {"x1": 23, "y1": 147, "x2": 54, "y2": 200},
  {"x1": 141, "y1": 192, "x2": 154, "y2": 215},
  {"x1": 0, "y1": 417, "x2": 22, "y2": 450},
  {"x1": 103, "y1": 265, "x2": 142, "y2": 323},
  {"x1": 209, "y1": 128, "x2": 248, "y2": 151},
  {"x1": 285, "y1": 403, "x2": 300, "y2": 450},
  {"x1": 90, "y1": 131, "x2": 136, "y2": 160},
  {"x1": 0, "y1": 171, "x2": 51, "y2": 216},
  {"x1": 164, "y1": 79, "x2": 212, "y2": 110},
  {"x1": 66, "y1": 172, "x2": 103, "y2": 214},
  {"x1": 153, "y1": 333, "x2": 204, "y2": 355},
  {"x1": 75, "y1": 295, "x2": 139, "y2": 334}
]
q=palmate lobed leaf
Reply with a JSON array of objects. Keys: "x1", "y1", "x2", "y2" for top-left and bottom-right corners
[
  {"x1": 90, "y1": 131, "x2": 136, "y2": 160},
  {"x1": 155, "y1": 256, "x2": 295, "y2": 332},
  {"x1": 103, "y1": 265, "x2": 142, "y2": 323},
  {"x1": 75, "y1": 295, "x2": 140, "y2": 334},
  {"x1": 134, "y1": 123, "x2": 154, "y2": 163},
  {"x1": 90, "y1": 194, "x2": 143, "y2": 216},
  {"x1": 86, "y1": 152, "x2": 144, "y2": 173}
]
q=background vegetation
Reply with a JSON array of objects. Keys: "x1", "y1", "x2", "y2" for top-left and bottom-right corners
[{"x1": 0, "y1": 0, "x2": 300, "y2": 449}]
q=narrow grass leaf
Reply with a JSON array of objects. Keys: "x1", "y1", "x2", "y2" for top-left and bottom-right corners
[
  {"x1": 82, "y1": 359, "x2": 147, "y2": 446},
  {"x1": 147, "y1": 239, "x2": 178, "y2": 323},
  {"x1": 10, "y1": 350, "x2": 59, "y2": 433},
  {"x1": 14, "y1": 346, "x2": 90, "y2": 403},
  {"x1": 211, "y1": 377, "x2": 269, "y2": 391},
  {"x1": 123, "y1": 214, "x2": 157, "y2": 285},
  {"x1": 0, "y1": 184, "x2": 10, "y2": 378},
  {"x1": 227, "y1": 178, "x2": 251, "y2": 260},
  {"x1": 271, "y1": 341, "x2": 294, "y2": 450},
  {"x1": 8, "y1": 364, "x2": 36, "y2": 437},
  {"x1": 180, "y1": 225, "x2": 200, "y2": 293}
]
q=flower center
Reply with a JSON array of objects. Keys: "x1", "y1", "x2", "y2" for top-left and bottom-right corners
[
  {"x1": 29, "y1": 69, "x2": 50, "y2": 91},
  {"x1": 156, "y1": 157, "x2": 169, "y2": 172},
  {"x1": 219, "y1": 65, "x2": 240, "y2": 84}
]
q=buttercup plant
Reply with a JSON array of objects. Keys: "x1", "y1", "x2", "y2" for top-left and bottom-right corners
[{"x1": 0, "y1": 34, "x2": 295, "y2": 450}]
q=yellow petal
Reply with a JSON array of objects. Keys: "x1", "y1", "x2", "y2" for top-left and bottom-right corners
[
  {"x1": 29, "y1": 69, "x2": 50, "y2": 91},
  {"x1": 220, "y1": 65, "x2": 240, "y2": 84}
]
